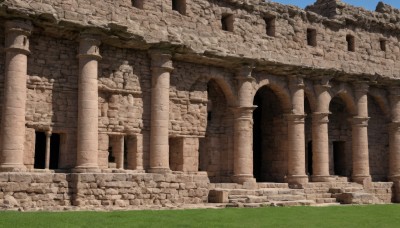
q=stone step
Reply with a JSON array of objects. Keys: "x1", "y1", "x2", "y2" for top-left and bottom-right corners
[
  {"x1": 305, "y1": 193, "x2": 333, "y2": 200},
  {"x1": 329, "y1": 187, "x2": 364, "y2": 194},
  {"x1": 258, "y1": 183, "x2": 289, "y2": 189},
  {"x1": 315, "y1": 198, "x2": 337, "y2": 204},
  {"x1": 228, "y1": 188, "x2": 304, "y2": 196},
  {"x1": 334, "y1": 192, "x2": 379, "y2": 204},
  {"x1": 226, "y1": 200, "x2": 316, "y2": 208}
]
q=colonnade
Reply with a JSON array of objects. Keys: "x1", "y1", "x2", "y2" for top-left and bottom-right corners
[{"x1": 0, "y1": 20, "x2": 400, "y2": 187}]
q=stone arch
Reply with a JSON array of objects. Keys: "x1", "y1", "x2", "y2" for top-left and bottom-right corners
[
  {"x1": 196, "y1": 78, "x2": 234, "y2": 183},
  {"x1": 330, "y1": 83, "x2": 357, "y2": 115},
  {"x1": 368, "y1": 87, "x2": 390, "y2": 181},
  {"x1": 202, "y1": 73, "x2": 236, "y2": 107},
  {"x1": 253, "y1": 75, "x2": 292, "y2": 112},
  {"x1": 304, "y1": 80, "x2": 318, "y2": 113},
  {"x1": 369, "y1": 87, "x2": 391, "y2": 118}
]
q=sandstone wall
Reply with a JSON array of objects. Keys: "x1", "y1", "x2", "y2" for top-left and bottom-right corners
[
  {"x1": 3, "y1": 0, "x2": 399, "y2": 80},
  {"x1": 0, "y1": 172, "x2": 209, "y2": 210}
]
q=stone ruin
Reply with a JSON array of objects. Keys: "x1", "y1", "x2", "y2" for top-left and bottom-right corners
[{"x1": 0, "y1": 0, "x2": 399, "y2": 210}]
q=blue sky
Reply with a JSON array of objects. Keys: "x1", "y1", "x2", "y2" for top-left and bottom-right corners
[{"x1": 271, "y1": 0, "x2": 400, "y2": 10}]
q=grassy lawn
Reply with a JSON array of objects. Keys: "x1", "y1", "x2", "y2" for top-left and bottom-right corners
[{"x1": 0, "y1": 205, "x2": 399, "y2": 227}]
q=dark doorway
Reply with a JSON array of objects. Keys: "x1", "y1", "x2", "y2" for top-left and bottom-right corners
[
  {"x1": 49, "y1": 134, "x2": 60, "y2": 169},
  {"x1": 253, "y1": 86, "x2": 283, "y2": 182},
  {"x1": 333, "y1": 141, "x2": 346, "y2": 176},
  {"x1": 34, "y1": 132, "x2": 61, "y2": 169},
  {"x1": 34, "y1": 132, "x2": 46, "y2": 169},
  {"x1": 307, "y1": 141, "x2": 313, "y2": 175}
]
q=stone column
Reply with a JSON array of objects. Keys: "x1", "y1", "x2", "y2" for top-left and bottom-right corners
[
  {"x1": 286, "y1": 76, "x2": 308, "y2": 185},
  {"x1": 389, "y1": 87, "x2": 400, "y2": 202},
  {"x1": 351, "y1": 82, "x2": 371, "y2": 184},
  {"x1": 74, "y1": 34, "x2": 101, "y2": 172},
  {"x1": 45, "y1": 131, "x2": 52, "y2": 170},
  {"x1": 232, "y1": 65, "x2": 256, "y2": 184},
  {"x1": 0, "y1": 20, "x2": 32, "y2": 171},
  {"x1": 149, "y1": 50, "x2": 173, "y2": 173},
  {"x1": 389, "y1": 87, "x2": 400, "y2": 182},
  {"x1": 311, "y1": 80, "x2": 332, "y2": 182}
]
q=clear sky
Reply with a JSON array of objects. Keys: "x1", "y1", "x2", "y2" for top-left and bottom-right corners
[{"x1": 271, "y1": 0, "x2": 400, "y2": 10}]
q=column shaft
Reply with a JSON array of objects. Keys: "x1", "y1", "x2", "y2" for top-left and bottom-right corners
[
  {"x1": 286, "y1": 77, "x2": 308, "y2": 185},
  {"x1": 352, "y1": 83, "x2": 371, "y2": 184},
  {"x1": 311, "y1": 113, "x2": 330, "y2": 179},
  {"x1": 233, "y1": 107, "x2": 256, "y2": 184},
  {"x1": 0, "y1": 21, "x2": 32, "y2": 171},
  {"x1": 45, "y1": 131, "x2": 52, "y2": 169},
  {"x1": 149, "y1": 51, "x2": 173, "y2": 173},
  {"x1": 75, "y1": 35, "x2": 101, "y2": 172}
]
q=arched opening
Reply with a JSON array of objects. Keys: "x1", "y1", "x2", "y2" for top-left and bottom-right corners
[
  {"x1": 253, "y1": 86, "x2": 286, "y2": 182},
  {"x1": 368, "y1": 95, "x2": 389, "y2": 181},
  {"x1": 199, "y1": 80, "x2": 233, "y2": 182},
  {"x1": 329, "y1": 97, "x2": 352, "y2": 177},
  {"x1": 305, "y1": 97, "x2": 313, "y2": 176}
]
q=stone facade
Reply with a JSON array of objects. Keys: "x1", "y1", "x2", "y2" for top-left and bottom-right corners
[{"x1": 0, "y1": 0, "x2": 399, "y2": 210}]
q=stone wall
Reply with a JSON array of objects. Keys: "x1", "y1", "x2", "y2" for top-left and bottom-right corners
[
  {"x1": 0, "y1": 172, "x2": 209, "y2": 210},
  {"x1": 3, "y1": 0, "x2": 399, "y2": 80}
]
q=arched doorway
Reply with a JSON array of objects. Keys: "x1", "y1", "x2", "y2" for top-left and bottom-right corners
[
  {"x1": 368, "y1": 95, "x2": 389, "y2": 181},
  {"x1": 199, "y1": 80, "x2": 233, "y2": 182},
  {"x1": 329, "y1": 97, "x2": 352, "y2": 177},
  {"x1": 253, "y1": 86, "x2": 286, "y2": 182}
]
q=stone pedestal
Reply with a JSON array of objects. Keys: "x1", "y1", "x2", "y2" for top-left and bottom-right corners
[
  {"x1": 0, "y1": 20, "x2": 32, "y2": 172},
  {"x1": 74, "y1": 35, "x2": 102, "y2": 173},
  {"x1": 148, "y1": 50, "x2": 173, "y2": 174}
]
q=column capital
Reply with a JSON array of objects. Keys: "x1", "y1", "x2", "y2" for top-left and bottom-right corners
[
  {"x1": 231, "y1": 106, "x2": 257, "y2": 119},
  {"x1": 45, "y1": 131, "x2": 52, "y2": 137},
  {"x1": 149, "y1": 49, "x2": 174, "y2": 72},
  {"x1": 235, "y1": 64, "x2": 255, "y2": 82},
  {"x1": 312, "y1": 112, "x2": 330, "y2": 123},
  {"x1": 288, "y1": 76, "x2": 305, "y2": 89},
  {"x1": 353, "y1": 81, "x2": 369, "y2": 93},
  {"x1": 389, "y1": 86, "x2": 400, "y2": 96},
  {"x1": 77, "y1": 34, "x2": 102, "y2": 60},
  {"x1": 284, "y1": 113, "x2": 306, "y2": 123},
  {"x1": 5, "y1": 20, "x2": 33, "y2": 55},
  {"x1": 350, "y1": 116, "x2": 370, "y2": 126},
  {"x1": 389, "y1": 122, "x2": 400, "y2": 131}
]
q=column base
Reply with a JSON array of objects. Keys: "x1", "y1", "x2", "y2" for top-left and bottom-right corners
[
  {"x1": 72, "y1": 166, "x2": 101, "y2": 173},
  {"x1": 352, "y1": 175, "x2": 371, "y2": 185},
  {"x1": 148, "y1": 167, "x2": 172, "y2": 174},
  {"x1": 311, "y1": 175, "x2": 336, "y2": 182},
  {"x1": 286, "y1": 175, "x2": 309, "y2": 185},
  {"x1": 232, "y1": 175, "x2": 256, "y2": 185},
  {"x1": 0, "y1": 163, "x2": 27, "y2": 172}
]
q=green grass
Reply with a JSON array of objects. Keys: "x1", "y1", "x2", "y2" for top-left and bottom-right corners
[{"x1": 0, "y1": 205, "x2": 400, "y2": 228}]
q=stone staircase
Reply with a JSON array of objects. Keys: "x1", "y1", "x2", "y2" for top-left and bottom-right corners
[{"x1": 208, "y1": 178, "x2": 393, "y2": 207}]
